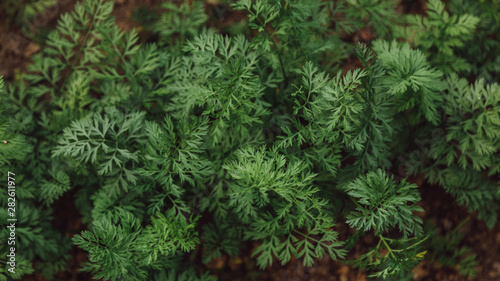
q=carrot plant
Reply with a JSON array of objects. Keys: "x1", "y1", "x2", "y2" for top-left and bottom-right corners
[{"x1": 0, "y1": 0, "x2": 499, "y2": 280}]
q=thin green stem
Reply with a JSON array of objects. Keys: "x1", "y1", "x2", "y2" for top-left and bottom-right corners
[
  {"x1": 60, "y1": 4, "x2": 101, "y2": 95},
  {"x1": 251, "y1": 11, "x2": 288, "y2": 88},
  {"x1": 379, "y1": 235, "x2": 397, "y2": 260},
  {"x1": 451, "y1": 214, "x2": 472, "y2": 234}
]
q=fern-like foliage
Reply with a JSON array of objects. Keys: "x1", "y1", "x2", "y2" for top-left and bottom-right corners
[
  {"x1": 224, "y1": 146, "x2": 320, "y2": 225},
  {"x1": 280, "y1": 44, "x2": 397, "y2": 176},
  {"x1": 338, "y1": 0, "x2": 400, "y2": 37},
  {"x1": 232, "y1": 0, "x2": 349, "y2": 84},
  {"x1": 0, "y1": 204, "x2": 71, "y2": 280},
  {"x1": 16, "y1": 0, "x2": 150, "y2": 126},
  {"x1": 142, "y1": 115, "x2": 213, "y2": 193},
  {"x1": 40, "y1": 163, "x2": 71, "y2": 205},
  {"x1": 153, "y1": 269, "x2": 217, "y2": 281},
  {"x1": 344, "y1": 170, "x2": 426, "y2": 279},
  {"x1": 372, "y1": 40, "x2": 445, "y2": 125},
  {"x1": 139, "y1": 115, "x2": 213, "y2": 219},
  {"x1": 449, "y1": 0, "x2": 500, "y2": 83},
  {"x1": 73, "y1": 210, "x2": 199, "y2": 281},
  {"x1": 398, "y1": 0, "x2": 480, "y2": 73},
  {"x1": 426, "y1": 74, "x2": 500, "y2": 228},
  {"x1": 350, "y1": 235, "x2": 427, "y2": 279},
  {"x1": 153, "y1": 1, "x2": 208, "y2": 48},
  {"x1": 73, "y1": 211, "x2": 148, "y2": 281},
  {"x1": 223, "y1": 146, "x2": 346, "y2": 267},
  {"x1": 160, "y1": 31, "x2": 270, "y2": 156},
  {"x1": 201, "y1": 219, "x2": 243, "y2": 264},
  {"x1": 432, "y1": 74, "x2": 500, "y2": 172},
  {"x1": 0, "y1": 78, "x2": 32, "y2": 170},
  {"x1": 139, "y1": 213, "x2": 200, "y2": 265},
  {"x1": 1, "y1": 0, "x2": 57, "y2": 34},
  {"x1": 53, "y1": 107, "x2": 146, "y2": 195},
  {"x1": 344, "y1": 169, "x2": 424, "y2": 237},
  {"x1": 3, "y1": 0, "x2": 500, "y2": 280}
]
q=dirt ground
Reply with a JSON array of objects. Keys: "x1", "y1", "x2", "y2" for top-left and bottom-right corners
[{"x1": 1, "y1": 0, "x2": 499, "y2": 280}]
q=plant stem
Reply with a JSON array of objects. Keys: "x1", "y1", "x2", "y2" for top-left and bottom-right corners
[
  {"x1": 451, "y1": 214, "x2": 472, "y2": 234},
  {"x1": 379, "y1": 235, "x2": 397, "y2": 260}
]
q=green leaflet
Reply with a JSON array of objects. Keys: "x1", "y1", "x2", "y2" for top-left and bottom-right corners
[
  {"x1": 344, "y1": 169, "x2": 424, "y2": 238},
  {"x1": 397, "y1": 0, "x2": 480, "y2": 73}
]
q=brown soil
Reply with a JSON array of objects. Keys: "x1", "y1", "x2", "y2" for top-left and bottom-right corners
[
  {"x1": 1, "y1": 1, "x2": 499, "y2": 281},
  {"x1": 0, "y1": 0, "x2": 77, "y2": 79}
]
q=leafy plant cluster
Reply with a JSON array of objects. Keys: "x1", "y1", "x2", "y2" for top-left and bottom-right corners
[
  {"x1": 2, "y1": 0, "x2": 58, "y2": 37},
  {"x1": 0, "y1": 0, "x2": 499, "y2": 280}
]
